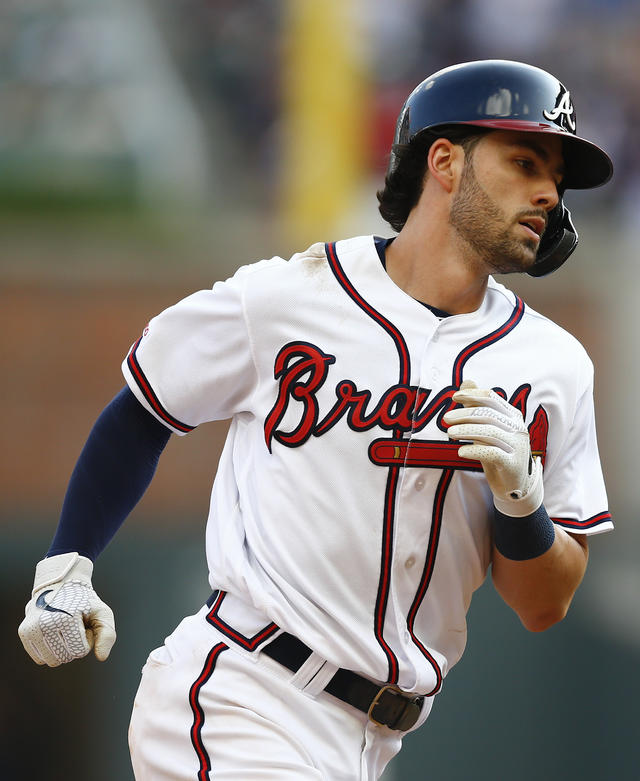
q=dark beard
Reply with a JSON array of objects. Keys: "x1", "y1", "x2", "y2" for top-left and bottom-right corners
[{"x1": 449, "y1": 158, "x2": 540, "y2": 274}]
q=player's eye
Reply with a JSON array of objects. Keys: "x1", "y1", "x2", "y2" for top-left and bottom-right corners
[
  {"x1": 515, "y1": 158, "x2": 535, "y2": 172},
  {"x1": 516, "y1": 157, "x2": 563, "y2": 190}
]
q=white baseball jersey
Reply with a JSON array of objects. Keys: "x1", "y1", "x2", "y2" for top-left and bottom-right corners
[{"x1": 122, "y1": 234, "x2": 612, "y2": 698}]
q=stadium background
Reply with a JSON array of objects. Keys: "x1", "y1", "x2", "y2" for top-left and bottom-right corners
[{"x1": 1, "y1": 1, "x2": 639, "y2": 778}]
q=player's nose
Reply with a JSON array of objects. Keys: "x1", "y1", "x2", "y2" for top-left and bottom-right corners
[{"x1": 532, "y1": 175, "x2": 560, "y2": 212}]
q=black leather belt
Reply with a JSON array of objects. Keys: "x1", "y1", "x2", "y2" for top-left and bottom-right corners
[{"x1": 262, "y1": 632, "x2": 424, "y2": 731}]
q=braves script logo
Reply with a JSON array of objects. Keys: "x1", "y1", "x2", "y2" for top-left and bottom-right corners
[
  {"x1": 264, "y1": 342, "x2": 548, "y2": 469},
  {"x1": 543, "y1": 88, "x2": 576, "y2": 132}
]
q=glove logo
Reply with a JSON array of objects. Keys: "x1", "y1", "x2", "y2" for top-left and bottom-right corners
[{"x1": 36, "y1": 589, "x2": 73, "y2": 616}]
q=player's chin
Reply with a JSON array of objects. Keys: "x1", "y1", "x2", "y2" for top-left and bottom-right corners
[
  {"x1": 518, "y1": 242, "x2": 539, "y2": 271},
  {"x1": 487, "y1": 244, "x2": 537, "y2": 275}
]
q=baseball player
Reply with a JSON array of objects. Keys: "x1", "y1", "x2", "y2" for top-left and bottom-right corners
[{"x1": 19, "y1": 60, "x2": 614, "y2": 780}]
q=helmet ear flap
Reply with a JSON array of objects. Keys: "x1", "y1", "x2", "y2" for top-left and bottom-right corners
[{"x1": 528, "y1": 201, "x2": 579, "y2": 277}]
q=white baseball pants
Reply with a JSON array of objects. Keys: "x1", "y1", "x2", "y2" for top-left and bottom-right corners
[{"x1": 129, "y1": 605, "x2": 431, "y2": 780}]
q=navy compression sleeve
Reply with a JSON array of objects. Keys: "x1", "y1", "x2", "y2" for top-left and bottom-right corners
[{"x1": 47, "y1": 386, "x2": 172, "y2": 561}]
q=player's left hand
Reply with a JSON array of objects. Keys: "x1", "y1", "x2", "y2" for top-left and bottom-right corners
[{"x1": 443, "y1": 380, "x2": 544, "y2": 517}]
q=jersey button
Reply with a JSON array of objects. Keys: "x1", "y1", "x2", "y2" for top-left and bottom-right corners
[
  {"x1": 405, "y1": 556, "x2": 416, "y2": 569},
  {"x1": 415, "y1": 477, "x2": 425, "y2": 491}
]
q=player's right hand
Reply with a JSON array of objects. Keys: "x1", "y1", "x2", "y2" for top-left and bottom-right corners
[
  {"x1": 444, "y1": 380, "x2": 544, "y2": 517},
  {"x1": 18, "y1": 552, "x2": 116, "y2": 667}
]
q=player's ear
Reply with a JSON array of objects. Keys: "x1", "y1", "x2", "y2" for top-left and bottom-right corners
[{"x1": 427, "y1": 138, "x2": 462, "y2": 194}]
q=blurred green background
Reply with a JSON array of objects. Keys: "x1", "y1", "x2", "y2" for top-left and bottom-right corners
[{"x1": 2, "y1": 1, "x2": 639, "y2": 779}]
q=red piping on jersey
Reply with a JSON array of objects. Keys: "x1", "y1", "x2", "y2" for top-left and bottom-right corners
[
  {"x1": 326, "y1": 240, "x2": 405, "y2": 683},
  {"x1": 374, "y1": 465, "x2": 402, "y2": 682},
  {"x1": 189, "y1": 642, "x2": 227, "y2": 781},
  {"x1": 405, "y1": 295, "x2": 526, "y2": 692},
  {"x1": 406, "y1": 469, "x2": 454, "y2": 696},
  {"x1": 127, "y1": 337, "x2": 194, "y2": 433},
  {"x1": 205, "y1": 591, "x2": 280, "y2": 651},
  {"x1": 451, "y1": 295, "x2": 525, "y2": 387},
  {"x1": 551, "y1": 511, "x2": 612, "y2": 530},
  {"x1": 325, "y1": 242, "x2": 410, "y2": 386}
]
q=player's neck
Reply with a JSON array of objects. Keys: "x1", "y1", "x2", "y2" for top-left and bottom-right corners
[{"x1": 386, "y1": 214, "x2": 489, "y2": 315}]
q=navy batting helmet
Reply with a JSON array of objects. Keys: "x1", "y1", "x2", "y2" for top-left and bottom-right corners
[{"x1": 389, "y1": 60, "x2": 613, "y2": 276}]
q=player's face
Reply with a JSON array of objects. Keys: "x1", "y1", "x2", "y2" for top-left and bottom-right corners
[{"x1": 449, "y1": 130, "x2": 564, "y2": 274}]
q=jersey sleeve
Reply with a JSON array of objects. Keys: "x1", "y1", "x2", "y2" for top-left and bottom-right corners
[
  {"x1": 542, "y1": 359, "x2": 613, "y2": 535},
  {"x1": 122, "y1": 267, "x2": 259, "y2": 434}
]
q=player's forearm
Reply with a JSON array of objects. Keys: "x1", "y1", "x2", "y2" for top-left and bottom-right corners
[
  {"x1": 47, "y1": 386, "x2": 171, "y2": 560},
  {"x1": 491, "y1": 525, "x2": 589, "y2": 632}
]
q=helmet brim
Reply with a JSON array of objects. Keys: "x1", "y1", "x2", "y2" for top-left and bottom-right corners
[{"x1": 431, "y1": 119, "x2": 613, "y2": 190}]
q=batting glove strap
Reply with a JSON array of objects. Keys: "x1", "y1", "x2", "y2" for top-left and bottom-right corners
[
  {"x1": 32, "y1": 551, "x2": 90, "y2": 592},
  {"x1": 493, "y1": 504, "x2": 556, "y2": 561},
  {"x1": 18, "y1": 552, "x2": 116, "y2": 668},
  {"x1": 492, "y1": 455, "x2": 544, "y2": 518}
]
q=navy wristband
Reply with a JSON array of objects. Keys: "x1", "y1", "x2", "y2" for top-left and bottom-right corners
[{"x1": 493, "y1": 504, "x2": 556, "y2": 561}]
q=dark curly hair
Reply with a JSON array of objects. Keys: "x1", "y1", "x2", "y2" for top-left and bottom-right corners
[{"x1": 377, "y1": 127, "x2": 489, "y2": 232}]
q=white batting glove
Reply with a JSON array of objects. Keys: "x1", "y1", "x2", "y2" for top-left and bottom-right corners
[
  {"x1": 443, "y1": 380, "x2": 544, "y2": 517},
  {"x1": 18, "y1": 552, "x2": 116, "y2": 667}
]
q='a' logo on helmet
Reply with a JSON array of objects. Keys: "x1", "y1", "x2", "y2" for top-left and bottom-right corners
[{"x1": 543, "y1": 89, "x2": 576, "y2": 133}]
